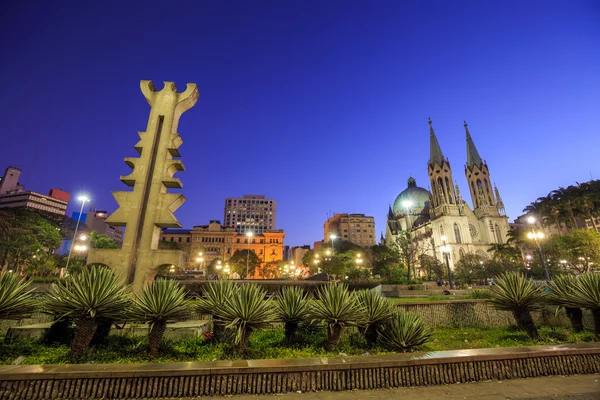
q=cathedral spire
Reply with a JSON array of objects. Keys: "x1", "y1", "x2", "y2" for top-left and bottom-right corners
[
  {"x1": 428, "y1": 118, "x2": 445, "y2": 167},
  {"x1": 465, "y1": 121, "x2": 483, "y2": 169}
]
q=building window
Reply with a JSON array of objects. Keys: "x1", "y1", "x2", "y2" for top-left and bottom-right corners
[
  {"x1": 495, "y1": 223, "x2": 502, "y2": 244},
  {"x1": 454, "y1": 223, "x2": 462, "y2": 244}
]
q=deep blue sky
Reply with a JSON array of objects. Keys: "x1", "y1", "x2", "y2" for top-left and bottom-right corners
[{"x1": 1, "y1": 1, "x2": 599, "y2": 246}]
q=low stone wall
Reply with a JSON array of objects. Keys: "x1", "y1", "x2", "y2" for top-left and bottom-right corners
[
  {"x1": 1, "y1": 344, "x2": 599, "y2": 399},
  {"x1": 396, "y1": 300, "x2": 595, "y2": 329}
]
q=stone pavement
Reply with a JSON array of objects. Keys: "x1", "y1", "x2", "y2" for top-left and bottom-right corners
[{"x1": 194, "y1": 374, "x2": 600, "y2": 400}]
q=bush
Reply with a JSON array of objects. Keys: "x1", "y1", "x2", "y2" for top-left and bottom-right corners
[
  {"x1": 379, "y1": 312, "x2": 431, "y2": 351},
  {"x1": 196, "y1": 280, "x2": 238, "y2": 341},
  {"x1": 0, "y1": 272, "x2": 36, "y2": 320},
  {"x1": 487, "y1": 272, "x2": 544, "y2": 339},
  {"x1": 471, "y1": 289, "x2": 492, "y2": 299},
  {"x1": 546, "y1": 275, "x2": 584, "y2": 332},
  {"x1": 42, "y1": 266, "x2": 130, "y2": 356},
  {"x1": 218, "y1": 284, "x2": 276, "y2": 353},
  {"x1": 310, "y1": 284, "x2": 366, "y2": 350},
  {"x1": 274, "y1": 286, "x2": 309, "y2": 344},
  {"x1": 355, "y1": 290, "x2": 394, "y2": 346},
  {"x1": 132, "y1": 279, "x2": 194, "y2": 357},
  {"x1": 565, "y1": 273, "x2": 600, "y2": 337}
]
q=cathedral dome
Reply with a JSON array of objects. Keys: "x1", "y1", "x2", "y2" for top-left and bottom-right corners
[{"x1": 393, "y1": 177, "x2": 431, "y2": 214}]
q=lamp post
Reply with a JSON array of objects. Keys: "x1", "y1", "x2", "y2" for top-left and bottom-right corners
[
  {"x1": 63, "y1": 195, "x2": 89, "y2": 279},
  {"x1": 440, "y1": 235, "x2": 454, "y2": 289},
  {"x1": 245, "y1": 231, "x2": 253, "y2": 279},
  {"x1": 355, "y1": 253, "x2": 363, "y2": 268},
  {"x1": 402, "y1": 200, "x2": 414, "y2": 279},
  {"x1": 329, "y1": 233, "x2": 336, "y2": 250},
  {"x1": 526, "y1": 216, "x2": 550, "y2": 280}
]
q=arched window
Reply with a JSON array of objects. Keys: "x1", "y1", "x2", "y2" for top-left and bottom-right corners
[
  {"x1": 476, "y1": 179, "x2": 483, "y2": 190},
  {"x1": 445, "y1": 177, "x2": 453, "y2": 204},
  {"x1": 495, "y1": 223, "x2": 503, "y2": 243},
  {"x1": 459, "y1": 248, "x2": 466, "y2": 260},
  {"x1": 484, "y1": 179, "x2": 493, "y2": 205},
  {"x1": 471, "y1": 181, "x2": 478, "y2": 207},
  {"x1": 437, "y1": 177, "x2": 445, "y2": 201},
  {"x1": 454, "y1": 223, "x2": 462, "y2": 244}
]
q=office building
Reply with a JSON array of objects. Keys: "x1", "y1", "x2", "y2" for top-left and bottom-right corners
[
  {"x1": 324, "y1": 213, "x2": 376, "y2": 247},
  {"x1": 224, "y1": 194, "x2": 276, "y2": 234}
]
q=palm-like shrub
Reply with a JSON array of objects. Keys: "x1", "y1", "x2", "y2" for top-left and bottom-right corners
[
  {"x1": 274, "y1": 286, "x2": 309, "y2": 343},
  {"x1": 310, "y1": 283, "x2": 366, "y2": 350},
  {"x1": 43, "y1": 266, "x2": 130, "y2": 355},
  {"x1": 567, "y1": 273, "x2": 600, "y2": 337},
  {"x1": 197, "y1": 280, "x2": 238, "y2": 340},
  {"x1": 546, "y1": 275, "x2": 583, "y2": 332},
  {"x1": 132, "y1": 279, "x2": 193, "y2": 357},
  {"x1": 218, "y1": 283, "x2": 276, "y2": 353},
  {"x1": 0, "y1": 272, "x2": 36, "y2": 320},
  {"x1": 487, "y1": 272, "x2": 544, "y2": 339},
  {"x1": 355, "y1": 289, "x2": 394, "y2": 346},
  {"x1": 379, "y1": 312, "x2": 431, "y2": 352}
]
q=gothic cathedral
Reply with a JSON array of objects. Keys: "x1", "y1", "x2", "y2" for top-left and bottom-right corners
[{"x1": 385, "y1": 119, "x2": 510, "y2": 270}]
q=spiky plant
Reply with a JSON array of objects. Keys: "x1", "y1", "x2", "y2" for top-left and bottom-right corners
[
  {"x1": 132, "y1": 279, "x2": 193, "y2": 357},
  {"x1": 379, "y1": 312, "x2": 431, "y2": 352},
  {"x1": 217, "y1": 283, "x2": 276, "y2": 353},
  {"x1": 567, "y1": 273, "x2": 600, "y2": 337},
  {"x1": 487, "y1": 272, "x2": 544, "y2": 339},
  {"x1": 546, "y1": 275, "x2": 583, "y2": 332},
  {"x1": 0, "y1": 272, "x2": 36, "y2": 320},
  {"x1": 274, "y1": 286, "x2": 309, "y2": 343},
  {"x1": 196, "y1": 280, "x2": 238, "y2": 340},
  {"x1": 355, "y1": 289, "x2": 394, "y2": 346},
  {"x1": 43, "y1": 266, "x2": 130, "y2": 356},
  {"x1": 310, "y1": 283, "x2": 366, "y2": 350}
]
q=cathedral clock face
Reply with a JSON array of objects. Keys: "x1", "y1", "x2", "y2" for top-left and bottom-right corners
[{"x1": 469, "y1": 224, "x2": 478, "y2": 238}]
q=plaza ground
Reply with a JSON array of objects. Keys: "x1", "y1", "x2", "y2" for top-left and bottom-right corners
[{"x1": 191, "y1": 374, "x2": 600, "y2": 400}]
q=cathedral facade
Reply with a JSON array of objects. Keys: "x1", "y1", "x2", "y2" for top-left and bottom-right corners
[{"x1": 384, "y1": 119, "x2": 510, "y2": 270}]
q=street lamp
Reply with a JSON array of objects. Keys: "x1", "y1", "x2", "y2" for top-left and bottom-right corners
[
  {"x1": 402, "y1": 200, "x2": 414, "y2": 279},
  {"x1": 526, "y1": 217, "x2": 550, "y2": 280},
  {"x1": 329, "y1": 233, "x2": 336, "y2": 250},
  {"x1": 216, "y1": 260, "x2": 222, "y2": 271},
  {"x1": 246, "y1": 231, "x2": 254, "y2": 279},
  {"x1": 63, "y1": 194, "x2": 89, "y2": 278},
  {"x1": 440, "y1": 235, "x2": 454, "y2": 289}
]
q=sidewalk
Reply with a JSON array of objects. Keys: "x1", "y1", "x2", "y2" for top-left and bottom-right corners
[{"x1": 198, "y1": 374, "x2": 600, "y2": 400}]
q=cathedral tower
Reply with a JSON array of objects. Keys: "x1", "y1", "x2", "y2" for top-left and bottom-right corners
[
  {"x1": 463, "y1": 121, "x2": 501, "y2": 218},
  {"x1": 427, "y1": 118, "x2": 459, "y2": 217}
]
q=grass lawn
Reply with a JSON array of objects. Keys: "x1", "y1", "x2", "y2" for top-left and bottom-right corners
[
  {"x1": 0, "y1": 326, "x2": 596, "y2": 365},
  {"x1": 390, "y1": 296, "x2": 476, "y2": 303}
]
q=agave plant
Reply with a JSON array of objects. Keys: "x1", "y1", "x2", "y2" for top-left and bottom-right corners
[
  {"x1": 355, "y1": 289, "x2": 394, "y2": 346},
  {"x1": 487, "y1": 272, "x2": 544, "y2": 339},
  {"x1": 132, "y1": 279, "x2": 193, "y2": 357},
  {"x1": 379, "y1": 312, "x2": 431, "y2": 352},
  {"x1": 217, "y1": 283, "x2": 276, "y2": 353},
  {"x1": 196, "y1": 279, "x2": 238, "y2": 340},
  {"x1": 310, "y1": 283, "x2": 366, "y2": 350},
  {"x1": 546, "y1": 275, "x2": 583, "y2": 332},
  {"x1": 274, "y1": 286, "x2": 309, "y2": 343},
  {"x1": 43, "y1": 266, "x2": 130, "y2": 356},
  {"x1": 566, "y1": 273, "x2": 600, "y2": 337},
  {"x1": 0, "y1": 272, "x2": 36, "y2": 320}
]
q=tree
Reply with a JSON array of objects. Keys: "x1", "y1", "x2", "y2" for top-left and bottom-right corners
[
  {"x1": 259, "y1": 260, "x2": 283, "y2": 278},
  {"x1": 0, "y1": 209, "x2": 61, "y2": 274},
  {"x1": 158, "y1": 240, "x2": 183, "y2": 250},
  {"x1": 544, "y1": 229, "x2": 600, "y2": 274},
  {"x1": 453, "y1": 253, "x2": 485, "y2": 284},
  {"x1": 420, "y1": 255, "x2": 445, "y2": 281},
  {"x1": 370, "y1": 243, "x2": 399, "y2": 278},
  {"x1": 89, "y1": 231, "x2": 120, "y2": 249},
  {"x1": 228, "y1": 249, "x2": 262, "y2": 278}
]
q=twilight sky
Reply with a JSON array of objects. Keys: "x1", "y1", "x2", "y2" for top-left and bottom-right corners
[{"x1": 1, "y1": 1, "x2": 599, "y2": 247}]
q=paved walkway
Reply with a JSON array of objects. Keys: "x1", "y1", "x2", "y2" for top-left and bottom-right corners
[{"x1": 193, "y1": 374, "x2": 600, "y2": 400}]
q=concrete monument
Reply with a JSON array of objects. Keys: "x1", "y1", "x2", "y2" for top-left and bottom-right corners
[{"x1": 86, "y1": 80, "x2": 199, "y2": 292}]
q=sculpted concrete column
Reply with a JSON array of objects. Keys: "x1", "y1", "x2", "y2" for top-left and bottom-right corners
[{"x1": 87, "y1": 81, "x2": 199, "y2": 292}]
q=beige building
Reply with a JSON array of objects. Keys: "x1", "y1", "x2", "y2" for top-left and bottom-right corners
[
  {"x1": 160, "y1": 220, "x2": 285, "y2": 272},
  {"x1": 85, "y1": 210, "x2": 124, "y2": 242},
  {"x1": 385, "y1": 119, "x2": 510, "y2": 271},
  {"x1": 224, "y1": 194, "x2": 276, "y2": 234},
  {"x1": 324, "y1": 213, "x2": 376, "y2": 247}
]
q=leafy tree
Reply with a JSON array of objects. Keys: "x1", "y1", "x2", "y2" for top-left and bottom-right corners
[
  {"x1": 370, "y1": 243, "x2": 399, "y2": 278},
  {"x1": 158, "y1": 240, "x2": 183, "y2": 251},
  {"x1": 228, "y1": 249, "x2": 262, "y2": 278},
  {"x1": 0, "y1": 209, "x2": 61, "y2": 274},
  {"x1": 90, "y1": 231, "x2": 120, "y2": 249},
  {"x1": 544, "y1": 229, "x2": 600, "y2": 274},
  {"x1": 453, "y1": 254, "x2": 485, "y2": 284},
  {"x1": 419, "y1": 255, "x2": 444, "y2": 281},
  {"x1": 259, "y1": 260, "x2": 283, "y2": 278}
]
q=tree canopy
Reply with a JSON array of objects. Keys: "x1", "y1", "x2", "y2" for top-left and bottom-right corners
[{"x1": 228, "y1": 249, "x2": 262, "y2": 278}]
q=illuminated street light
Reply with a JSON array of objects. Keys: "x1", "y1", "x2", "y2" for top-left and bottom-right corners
[
  {"x1": 246, "y1": 231, "x2": 254, "y2": 278},
  {"x1": 329, "y1": 233, "x2": 336, "y2": 250},
  {"x1": 216, "y1": 260, "x2": 222, "y2": 270},
  {"x1": 63, "y1": 194, "x2": 90, "y2": 278},
  {"x1": 526, "y1": 217, "x2": 549, "y2": 280},
  {"x1": 79, "y1": 234, "x2": 88, "y2": 241},
  {"x1": 440, "y1": 235, "x2": 454, "y2": 289}
]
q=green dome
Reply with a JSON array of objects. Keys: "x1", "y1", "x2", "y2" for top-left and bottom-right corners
[{"x1": 393, "y1": 177, "x2": 431, "y2": 214}]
